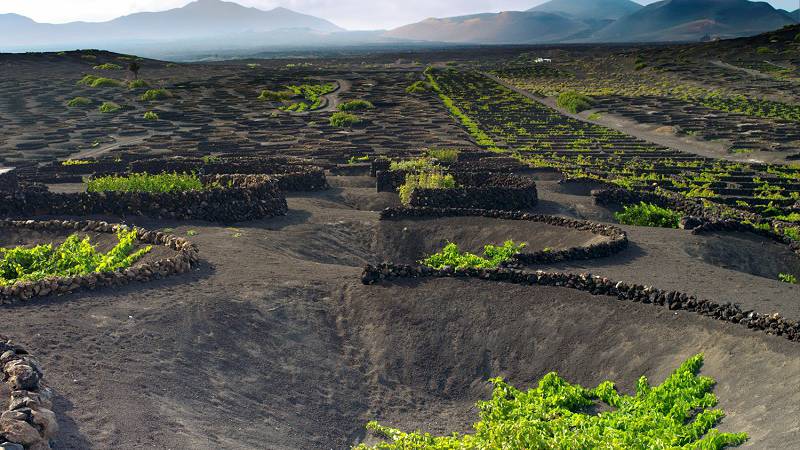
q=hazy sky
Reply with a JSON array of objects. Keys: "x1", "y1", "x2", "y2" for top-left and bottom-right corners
[{"x1": 1, "y1": 0, "x2": 798, "y2": 30}]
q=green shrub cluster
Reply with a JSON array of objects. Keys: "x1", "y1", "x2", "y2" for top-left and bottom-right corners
[
  {"x1": 421, "y1": 240, "x2": 525, "y2": 269},
  {"x1": 390, "y1": 158, "x2": 438, "y2": 173},
  {"x1": 143, "y1": 111, "x2": 159, "y2": 121},
  {"x1": 358, "y1": 354, "x2": 747, "y2": 450},
  {"x1": 614, "y1": 202, "x2": 681, "y2": 228},
  {"x1": 406, "y1": 81, "x2": 429, "y2": 93},
  {"x1": 87, "y1": 172, "x2": 204, "y2": 193},
  {"x1": 61, "y1": 159, "x2": 93, "y2": 166},
  {"x1": 93, "y1": 63, "x2": 122, "y2": 70},
  {"x1": 128, "y1": 79, "x2": 150, "y2": 89},
  {"x1": 66, "y1": 97, "x2": 91, "y2": 107},
  {"x1": 258, "y1": 89, "x2": 295, "y2": 101},
  {"x1": 78, "y1": 75, "x2": 124, "y2": 88},
  {"x1": 347, "y1": 155, "x2": 370, "y2": 164},
  {"x1": 779, "y1": 273, "x2": 798, "y2": 284},
  {"x1": 398, "y1": 172, "x2": 456, "y2": 205},
  {"x1": 99, "y1": 102, "x2": 121, "y2": 113},
  {"x1": 0, "y1": 229, "x2": 151, "y2": 286},
  {"x1": 330, "y1": 111, "x2": 362, "y2": 127},
  {"x1": 140, "y1": 88, "x2": 170, "y2": 101},
  {"x1": 338, "y1": 100, "x2": 374, "y2": 111},
  {"x1": 557, "y1": 91, "x2": 594, "y2": 113},
  {"x1": 426, "y1": 148, "x2": 459, "y2": 163}
]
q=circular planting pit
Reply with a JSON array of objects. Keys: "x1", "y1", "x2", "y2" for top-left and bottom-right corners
[
  {"x1": 0, "y1": 175, "x2": 288, "y2": 223},
  {"x1": 684, "y1": 231, "x2": 800, "y2": 280},
  {"x1": 376, "y1": 208, "x2": 627, "y2": 266},
  {"x1": 0, "y1": 219, "x2": 198, "y2": 304}
]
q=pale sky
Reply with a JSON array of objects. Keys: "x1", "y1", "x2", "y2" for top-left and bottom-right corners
[{"x1": 1, "y1": 0, "x2": 797, "y2": 30}]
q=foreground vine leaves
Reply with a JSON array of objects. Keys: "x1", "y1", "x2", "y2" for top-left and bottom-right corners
[{"x1": 357, "y1": 354, "x2": 747, "y2": 450}]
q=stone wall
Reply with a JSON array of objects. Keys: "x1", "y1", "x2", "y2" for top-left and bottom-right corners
[
  {"x1": 0, "y1": 337, "x2": 57, "y2": 449},
  {"x1": 0, "y1": 219, "x2": 199, "y2": 305},
  {"x1": 408, "y1": 173, "x2": 538, "y2": 210},
  {"x1": 361, "y1": 264, "x2": 800, "y2": 343},
  {"x1": 0, "y1": 175, "x2": 287, "y2": 223}
]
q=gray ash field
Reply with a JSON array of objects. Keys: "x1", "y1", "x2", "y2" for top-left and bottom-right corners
[{"x1": 1, "y1": 26, "x2": 799, "y2": 450}]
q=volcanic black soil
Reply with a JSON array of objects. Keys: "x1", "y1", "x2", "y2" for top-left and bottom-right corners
[{"x1": 2, "y1": 179, "x2": 799, "y2": 449}]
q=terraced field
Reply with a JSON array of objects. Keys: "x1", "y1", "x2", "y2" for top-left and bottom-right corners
[{"x1": 1, "y1": 27, "x2": 799, "y2": 450}]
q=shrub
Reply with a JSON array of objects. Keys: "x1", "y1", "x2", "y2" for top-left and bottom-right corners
[
  {"x1": 426, "y1": 148, "x2": 459, "y2": 163},
  {"x1": 140, "y1": 88, "x2": 170, "y2": 101},
  {"x1": 634, "y1": 62, "x2": 647, "y2": 71},
  {"x1": 93, "y1": 63, "x2": 122, "y2": 70},
  {"x1": 357, "y1": 354, "x2": 747, "y2": 450},
  {"x1": 61, "y1": 159, "x2": 93, "y2": 166},
  {"x1": 128, "y1": 79, "x2": 150, "y2": 89},
  {"x1": 258, "y1": 89, "x2": 295, "y2": 102},
  {"x1": 778, "y1": 273, "x2": 798, "y2": 284},
  {"x1": 557, "y1": 91, "x2": 594, "y2": 113},
  {"x1": 347, "y1": 155, "x2": 370, "y2": 164},
  {"x1": 406, "y1": 81, "x2": 429, "y2": 93},
  {"x1": 99, "y1": 102, "x2": 121, "y2": 113},
  {"x1": 398, "y1": 171, "x2": 455, "y2": 205},
  {"x1": 89, "y1": 77, "x2": 125, "y2": 87},
  {"x1": 87, "y1": 172, "x2": 204, "y2": 193},
  {"x1": 329, "y1": 111, "x2": 361, "y2": 127},
  {"x1": 338, "y1": 99, "x2": 374, "y2": 111},
  {"x1": 756, "y1": 46, "x2": 772, "y2": 54},
  {"x1": 390, "y1": 158, "x2": 438, "y2": 173},
  {"x1": 143, "y1": 111, "x2": 159, "y2": 121},
  {"x1": 795, "y1": 33, "x2": 800, "y2": 43},
  {"x1": 66, "y1": 97, "x2": 91, "y2": 107},
  {"x1": 421, "y1": 240, "x2": 525, "y2": 269},
  {"x1": 614, "y1": 202, "x2": 681, "y2": 228},
  {"x1": 0, "y1": 229, "x2": 151, "y2": 286}
]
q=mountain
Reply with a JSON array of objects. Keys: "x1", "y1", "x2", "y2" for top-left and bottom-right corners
[
  {"x1": 528, "y1": 0, "x2": 642, "y2": 21},
  {"x1": 592, "y1": 0, "x2": 797, "y2": 42},
  {"x1": 792, "y1": 9, "x2": 800, "y2": 21},
  {"x1": 384, "y1": 11, "x2": 591, "y2": 44},
  {"x1": 0, "y1": 0, "x2": 342, "y2": 50}
]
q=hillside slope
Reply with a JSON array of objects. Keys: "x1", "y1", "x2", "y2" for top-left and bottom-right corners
[{"x1": 529, "y1": 0, "x2": 642, "y2": 20}]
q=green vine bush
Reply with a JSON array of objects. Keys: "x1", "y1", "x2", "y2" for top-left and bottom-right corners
[
  {"x1": 398, "y1": 172, "x2": 455, "y2": 205},
  {"x1": 143, "y1": 111, "x2": 159, "y2": 120},
  {"x1": 66, "y1": 97, "x2": 91, "y2": 107},
  {"x1": 779, "y1": 273, "x2": 798, "y2": 284},
  {"x1": 421, "y1": 240, "x2": 525, "y2": 269},
  {"x1": 615, "y1": 202, "x2": 681, "y2": 228},
  {"x1": 338, "y1": 100, "x2": 374, "y2": 111},
  {"x1": 0, "y1": 229, "x2": 151, "y2": 286},
  {"x1": 98, "y1": 102, "x2": 121, "y2": 113},
  {"x1": 330, "y1": 111, "x2": 362, "y2": 127},
  {"x1": 390, "y1": 158, "x2": 438, "y2": 173},
  {"x1": 87, "y1": 172, "x2": 204, "y2": 193},
  {"x1": 140, "y1": 88, "x2": 171, "y2": 101},
  {"x1": 426, "y1": 148, "x2": 459, "y2": 163},
  {"x1": 357, "y1": 354, "x2": 747, "y2": 450},
  {"x1": 93, "y1": 63, "x2": 122, "y2": 70},
  {"x1": 557, "y1": 91, "x2": 594, "y2": 113}
]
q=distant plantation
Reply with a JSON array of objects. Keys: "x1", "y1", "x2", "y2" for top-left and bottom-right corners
[{"x1": 557, "y1": 91, "x2": 594, "y2": 113}]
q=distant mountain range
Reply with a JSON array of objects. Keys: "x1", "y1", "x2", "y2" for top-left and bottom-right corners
[
  {"x1": 0, "y1": 0, "x2": 798, "y2": 58},
  {"x1": 0, "y1": 0, "x2": 341, "y2": 49},
  {"x1": 389, "y1": 0, "x2": 799, "y2": 44}
]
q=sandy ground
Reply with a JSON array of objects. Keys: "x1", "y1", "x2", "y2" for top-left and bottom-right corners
[{"x1": 2, "y1": 178, "x2": 799, "y2": 449}]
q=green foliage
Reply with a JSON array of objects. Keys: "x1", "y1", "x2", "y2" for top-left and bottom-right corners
[
  {"x1": 0, "y1": 229, "x2": 151, "y2": 286},
  {"x1": 140, "y1": 88, "x2": 170, "y2": 101},
  {"x1": 557, "y1": 91, "x2": 594, "y2": 114},
  {"x1": 358, "y1": 354, "x2": 747, "y2": 450},
  {"x1": 347, "y1": 155, "x2": 370, "y2": 164},
  {"x1": 338, "y1": 99, "x2": 375, "y2": 111},
  {"x1": 756, "y1": 46, "x2": 772, "y2": 54},
  {"x1": 258, "y1": 89, "x2": 294, "y2": 101},
  {"x1": 615, "y1": 202, "x2": 681, "y2": 228},
  {"x1": 330, "y1": 111, "x2": 362, "y2": 127},
  {"x1": 143, "y1": 111, "x2": 159, "y2": 121},
  {"x1": 93, "y1": 63, "x2": 122, "y2": 70},
  {"x1": 128, "y1": 79, "x2": 150, "y2": 89},
  {"x1": 406, "y1": 81, "x2": 429, "y2": 94},
  {"x1": 634, "y1": 62, "x2": 648, "y2": 71},
  {"x1": 426, "y1": 148, "x2": 459, "y2": 163},
  {"x1": 78, "y1": 75, "x2": 124, "y2": 88},
  {"x1": 587, "y1": 112, "x2": 602, "y2": 120},
  {"x1": 778, "y1": 273, "x2": 798, "y2": 284},
  {"x1": 421, "y1": 240, "x2": 525, "y2": 270},
  {"x1": 87, "y1": 172, "x2": 204, "y2": 193},
  {"x1": 98, "y1": 102, "x2": 121, "y2": 113},
  {"x1": 202, "y1": 155, "x2": 221, "y2": 164},
  {"x1": 398, "y1": 172, "x2": 456, "y2": 205},
  {"x1": 390, "y1": 158, "x2": 438, "y2": 173},
  {"x1": 66, "y1": 97, "x2": 91, "y2": 107},
  {"x1": 61, "y1": 159, "x2": 94, "y2": 166},
  {"x1": 795, "y1": 33, "x2": 800, "y2": 43}
]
